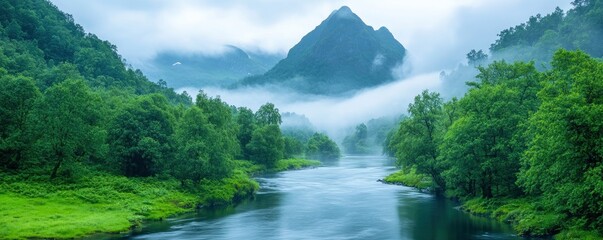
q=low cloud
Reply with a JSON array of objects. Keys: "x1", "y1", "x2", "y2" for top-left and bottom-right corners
[
  {"x1": 50, "y1": 0, "x2": 569, "y2": 71},
  {"x1": 179, "y1": 72, "x2": 442, "y2": 136}
]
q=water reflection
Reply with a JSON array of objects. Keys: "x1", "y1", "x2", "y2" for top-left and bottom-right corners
[{"x1": 129, "y1": 156, "x2": 519, "y2": 240}]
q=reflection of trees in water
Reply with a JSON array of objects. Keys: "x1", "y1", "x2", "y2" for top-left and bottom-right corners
[{"x1": 396, "y1": 194, "x2": 517, "y2": 240}]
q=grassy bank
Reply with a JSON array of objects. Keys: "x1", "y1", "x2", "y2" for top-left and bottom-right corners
[
  {"x1": 381, "y1": 170, "x2": 602, "y2": 239},
  {"x1": 382, "y1": 167, "x2": 432, "y2": 191},
  {"x1": 0, "y1": 158, "x2": 319, "y2": 239},
  {"x1": 462, "y1": 198, "x2": 603, "y2": 239}
]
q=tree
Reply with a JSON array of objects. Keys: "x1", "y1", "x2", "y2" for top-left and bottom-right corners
[
  {"x1": 466, "y1": 49, "x2": 488, "y2": 66},
  {"x1": 0, "y1": 73, "x2": 40, "y2": 170},
  {"x1": 108, "y1": 94, "x2": 174, "y2": 177},
  {"x1": 518, "y1": 50, "x2": 603, "y2": 230},
  {"x1": 29, "y1": 79, "x2": 106, "y2": 179},
  {"x1": 173, "y1": 106, "x2": 232, "y2": 182},
  {"x1": 247, "y1": 124, "x2": 284, "y2": 167},
  {"x1": 390, "y1": 90, "x2": 447, "y2": 192},
  {"x1": 441, "y1": 61, "x2": 540, "y2": 198},
  {"x1": 283, "y1": 136, "x2": 304, "y2": 159},
  {"x1": 236, "y1": 107, "x2": 256, "y2": 159},
  {"x1": 306, "y1": 133, "x2": 340, "y2": 160},
  {"x1": 255, "y1": 102, "x2": 282, "y2": 126},
  {"x1": 342, "y1": 123, "x2": 369, "y2": 154},
  {"x1": 195, "y1": 91, "x2": 239, "y2": 160}
]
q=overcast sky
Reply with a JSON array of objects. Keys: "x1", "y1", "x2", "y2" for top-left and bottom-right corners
[{"x1": 50, "y1": 0, "x2": 570, "y2": 73}]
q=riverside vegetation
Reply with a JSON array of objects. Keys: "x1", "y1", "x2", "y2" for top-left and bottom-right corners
[
  {"x1": 385, "y1": 1, "x2": 603, "y2": 238},
  {"x1": 0, "y1": 0, "x2": 337, "y2": 238}
]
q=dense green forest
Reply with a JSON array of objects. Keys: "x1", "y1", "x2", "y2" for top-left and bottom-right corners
[
  {"x1": 0, "y1": 0, "x2": 340, "y2": 238},
  {"x1": 388, "y1": 49, "x2": 603, "y2": 238},
  {"x1": 388, "y1": 18, "x2": 602, "y2": 240},
  {"x1": 386, "y1": 1, "x2": 603, "y2": 238},
  {"x1": 442, "y1": 0, "x2": 603, "y2": 98}
]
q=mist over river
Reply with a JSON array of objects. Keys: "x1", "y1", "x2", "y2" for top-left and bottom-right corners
[{"x1": 127, "y1": 156, "x2": 519, "y2": 240}]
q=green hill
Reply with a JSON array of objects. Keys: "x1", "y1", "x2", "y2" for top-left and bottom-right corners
[{"x1": 142, "y1": 46, "x2": 283, "y2": 89}]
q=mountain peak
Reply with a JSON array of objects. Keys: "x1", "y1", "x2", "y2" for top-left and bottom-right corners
[
  {"x1": 238, "y1": 6, "x2": 407, "y2": 95},
  {"x1": 329, "y1": 6, "x2": 360, "y2": 21}
]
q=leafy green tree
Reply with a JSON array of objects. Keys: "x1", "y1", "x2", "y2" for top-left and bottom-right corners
[
  {"x1": 306, "y1": 133, "x2": 340, "y2": 160},
  {"x1": 283, "y1": 136, "x2": 304, "y2": 158},
  {"x1": 390, "y1": 90, "x2": 447, "y2": 192},
  {"x1": 108, "y1": 94, "x2": 174, "y2": 177},
  {"x1": 236, "y1": 107, "x2": 256, "y2": 159},
  {"x1": 173, "y1": 106, "x2": 232, "y2": 182},
  {"x1": 0, "y1": 73, "x2": 40, "y2": 170},
  {"x1": 247, "y1": 124, "x2": 284, "y2": 167},
  {"x1": 195, "y1": 91, "x2": 239, "y2": 159},
  {"x1": 518, "y1": 50, "x2": 603, "y2": 230},
  {"x1": 28, "y1": 79, "x2": 106, "y2": 179},
  {"x1": 255, "y1": 102, "x2": 282, "y2": 126},
  {"x1": 441, "y1": 61, "x2": 540, "y2": 198}
]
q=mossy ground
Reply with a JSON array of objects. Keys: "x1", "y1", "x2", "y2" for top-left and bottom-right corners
[{"x1": 0, "y1": 159, "x2": 318, "y2": 239}]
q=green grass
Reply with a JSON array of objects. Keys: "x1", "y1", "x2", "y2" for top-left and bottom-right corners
[
  {"x1": 0, "y1": 175, "x2": 200, "y2": 239},
  {"x1": 0, "y1": 159, "x2": 318, "y2": 239},
  {"x1": 461, "y1": 198, "x2": 602, "y2": 239},
  {"x1": 382, "y1": 167, "x2": 432, "y2": 190},
  {"x1": 272, "y1": 158, "x2": 321, "y2": 171}
]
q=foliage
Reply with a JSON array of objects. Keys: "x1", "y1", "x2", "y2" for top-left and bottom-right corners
[
  {"x1": 0, "y1": 74, "x2": 40, "y2": 170},
  {"x1": 247, "y1": 124, "x2": 285, "y2": 167},
  {"x1": 440, "y1": 61, "x2": 540, "y2": 198},
  {"x1": 342, "y1": 123, "x2": 369, "y2": 154},
  {"x1": 306, "y1": 133, "x2": 341, "y2": 160},
  {"x1": 466, "y1": 49, "x2": 488, "y2": 66},
  {"x1": 107, "y1": 94, "x2": 174, "y2": 177},
  {"x1": 382, "y1": 167, "x2": 432, "y2": 191},
  {"x1": 255, "y1": 102, "x2": 282, "y2": 126},
  {"x1": 517, "y1": 50, "x2": 603, "y2": 232},
  {"x1": 390, "y1": 49, "x2": 603, "y2": 236},
  {"x1": 28, "y1": 79, "x2": 107, "y2": 179},
  {"x1": 235, "y1": 107, "x2": 256, "y2": 159},
  {"x1": 388, "y1": 90, "x2": 447, "y2": 192},
  {"x1": 272, "y1": 158, "x2": 321, "y2": 172}
]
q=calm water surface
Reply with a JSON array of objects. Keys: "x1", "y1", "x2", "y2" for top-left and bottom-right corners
[{"x1": 128, "y1": 156, "x2": 519, "y2": 240}]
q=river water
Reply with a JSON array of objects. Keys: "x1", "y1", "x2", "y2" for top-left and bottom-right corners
[{"x1": 128, "y1": 156, "x2": 519, "y2": 240}]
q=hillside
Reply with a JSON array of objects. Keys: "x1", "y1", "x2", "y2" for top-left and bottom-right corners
[
  {"x1": 237, "y1": 6, "x2": 407, "y2": 95},
  {"x1": 0, "y1": 0, "x2": 190, "y2": 104},
  {"x1": 141, "y1": 46, "x2": 283, "y2": 89}
]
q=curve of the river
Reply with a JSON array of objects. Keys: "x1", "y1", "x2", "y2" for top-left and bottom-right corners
[{"x1": 127, "y1": 156, "x2": 519, "y2": 240}]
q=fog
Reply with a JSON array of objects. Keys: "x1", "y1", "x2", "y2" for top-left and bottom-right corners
[
  {"x1": 179, "y1": 71, "x2": 441, "y2": 137},
  {"x1": 47, "y1": 0, "x2": 573, "y2": 138}
]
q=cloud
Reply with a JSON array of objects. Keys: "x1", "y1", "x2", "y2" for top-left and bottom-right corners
[
  {"x1": 49, "y1": 0, "x2": 570, "y2": 71},
  {"x1": 179, "y1": 72, "x2": 442, "y2": 137}
]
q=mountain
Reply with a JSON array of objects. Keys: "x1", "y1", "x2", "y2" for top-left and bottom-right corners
[
  {"x1": 141, "y1": 46, "x2": 283, "y2": 89},
  {"x1": 0, "y1": 0, "x2": 190, "y2": 104},
  {"x1": 237, "y1": 6, "x2": 407, "y2": 95}
]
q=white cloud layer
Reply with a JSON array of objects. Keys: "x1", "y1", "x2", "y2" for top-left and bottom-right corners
[
  {"x1": 50, "y1": 0, "x2": 570, "y2": 71},
  {"x1": 47, "y1": 0, "x2": 572, "y2": 134}
]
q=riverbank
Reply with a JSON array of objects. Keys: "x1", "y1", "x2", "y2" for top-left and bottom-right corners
[
  {"x1": 381, "y1": 171, "x2": 603, "y2": 239},
  {"x1": 0, "y1": 158, "x2": 320, "y2": 239},
  {"x1": 462, "y1": 198, "x2": 603, "y2": 239},
  {"x1": 379, "y1": 168, "x2": 432, "y2": 191}
]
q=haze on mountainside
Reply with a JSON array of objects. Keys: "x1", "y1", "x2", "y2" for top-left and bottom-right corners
[{"x1": 47, "y1": 0, "x2": 570, "y2": 136}]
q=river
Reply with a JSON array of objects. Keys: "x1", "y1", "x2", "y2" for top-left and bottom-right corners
[{"x1": 126, "y1": 156, "x2": 519, "y2": 240}]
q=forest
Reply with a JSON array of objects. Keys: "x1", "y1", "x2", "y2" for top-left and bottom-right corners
[
  {"x1": 385, "y1": 0, "x2": 603, "y2": 238},
  {"x1": 0, "y1": 0, "x2": 340, "y2": 238}
]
